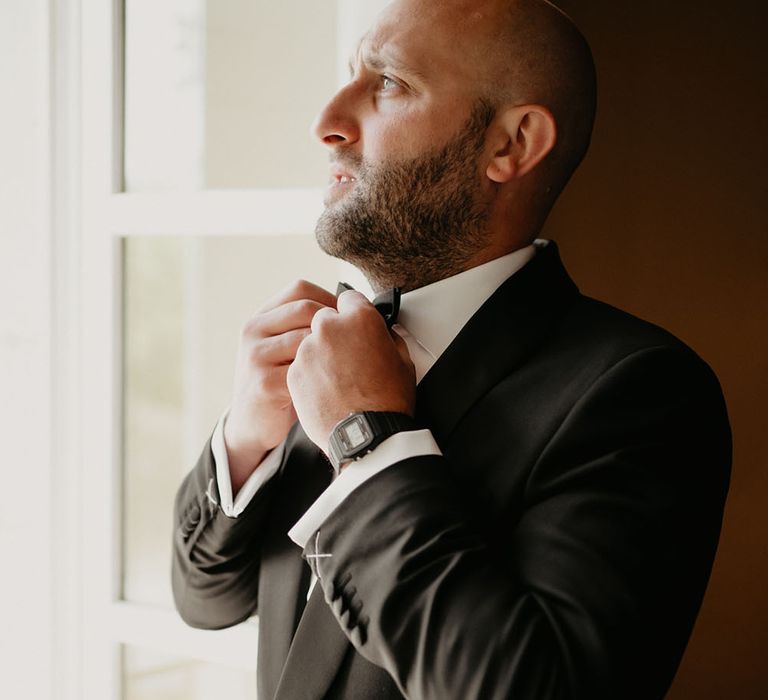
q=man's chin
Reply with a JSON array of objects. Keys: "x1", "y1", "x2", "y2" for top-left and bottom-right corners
[
  {"x1": 314, "y1": 216, "x2": 368, "y2": 271},
  {"x1": 314, "y1": 217, "x2": 345, "y2": 260}
]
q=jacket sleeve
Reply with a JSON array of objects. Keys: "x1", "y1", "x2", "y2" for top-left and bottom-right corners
[
  {"x1": 171, "y1": 433, "x2": 280, "y2": 629},
  {"x1": 305, "y1": 346, "x2": 732, "y2": 699}
]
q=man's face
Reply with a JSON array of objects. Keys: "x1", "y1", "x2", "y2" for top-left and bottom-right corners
[
  {"x1": 312, "y1": 1, "x2": 498, "y2": 291},
  {"x1": 315, "y1": 102, "x2": 495, "y2": 292}
]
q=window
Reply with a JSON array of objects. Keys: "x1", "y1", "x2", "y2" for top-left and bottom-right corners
[{"x1": 79, "y1": 1, "x2": 389, "y2": 696}]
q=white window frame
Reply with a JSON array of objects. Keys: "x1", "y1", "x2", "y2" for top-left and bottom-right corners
[{"x1": 75, "y1": 0, "x2": 387, "y2": 697}]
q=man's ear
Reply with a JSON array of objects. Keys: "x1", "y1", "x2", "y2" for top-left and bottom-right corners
[{"x1": 486, "y1": 105, "x2": 557, "y2": 183}]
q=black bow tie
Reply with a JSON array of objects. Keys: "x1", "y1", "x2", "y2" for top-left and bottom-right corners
[{"x1": 337, "y1": 282, "x2": 402, "y2": 328}]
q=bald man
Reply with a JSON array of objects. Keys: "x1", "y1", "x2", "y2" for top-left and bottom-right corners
[{"x1": 172, "y1": 1, "x2": 731, "y2": 698}]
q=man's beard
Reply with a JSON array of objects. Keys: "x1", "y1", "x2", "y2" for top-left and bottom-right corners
[{"x1": 315, "y1": 101, "x2": 496, "y2": 293}]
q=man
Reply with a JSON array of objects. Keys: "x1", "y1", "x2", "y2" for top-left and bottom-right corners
[{"x1": 172, "y1": 0, "x2": 731, "y2": 698}]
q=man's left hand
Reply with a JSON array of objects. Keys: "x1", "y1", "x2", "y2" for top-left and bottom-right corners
[{"x1": 286, "y1": 290, "x2": 416, "y2": 455}]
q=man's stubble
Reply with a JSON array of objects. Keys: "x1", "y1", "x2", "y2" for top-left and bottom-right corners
[{"x1": 315, "y1": 101, "x2": 496, "y2": 294}]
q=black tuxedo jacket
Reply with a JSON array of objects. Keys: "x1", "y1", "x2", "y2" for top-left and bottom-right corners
[{"x1": 172, "y1": 243, "x2": 731, "y2": 699}]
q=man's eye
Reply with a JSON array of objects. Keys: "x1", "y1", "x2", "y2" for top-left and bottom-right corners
[{"x1": 380, "y1": 76, "x2": 399, "y2": 92}]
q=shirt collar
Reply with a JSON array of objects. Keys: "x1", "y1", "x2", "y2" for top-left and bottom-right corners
[{"x1": 393, "y1": 242, "x2": 540, "y2": 366}]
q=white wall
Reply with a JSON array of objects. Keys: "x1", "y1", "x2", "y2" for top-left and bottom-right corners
[{"x1": 0, "y1": 0, "x2": 53, "y2": 698}]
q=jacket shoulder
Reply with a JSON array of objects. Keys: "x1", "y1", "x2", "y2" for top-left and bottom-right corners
[{"x1": 554, "y1": 293, "x2": 717, "y2": 377}]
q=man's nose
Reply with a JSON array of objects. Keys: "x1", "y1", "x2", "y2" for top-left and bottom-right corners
[{"x1": 311, "y1": 85, "x2": 361, "y2": 147}]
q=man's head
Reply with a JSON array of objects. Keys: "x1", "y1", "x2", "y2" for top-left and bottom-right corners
[{"x1": 314, "y1": 0, "x2": 597, "y2": 292}]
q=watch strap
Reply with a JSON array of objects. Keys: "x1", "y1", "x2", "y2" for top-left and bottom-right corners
[{"x1": 362, "y1": 411, "x2": 416, "y2": 438}]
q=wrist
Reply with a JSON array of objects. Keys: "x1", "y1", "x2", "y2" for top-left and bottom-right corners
[{"x1": 223, "y1": 419, "x2": 270, "y2": 489}]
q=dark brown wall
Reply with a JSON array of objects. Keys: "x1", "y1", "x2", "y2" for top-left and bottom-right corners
[{"x1": 543, "y1": 1, "x2": 768, "y2": 697}]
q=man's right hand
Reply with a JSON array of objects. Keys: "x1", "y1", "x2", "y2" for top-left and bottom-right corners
[{"x1": 223, "y1": 280, "x2": 338, "y2": 494}]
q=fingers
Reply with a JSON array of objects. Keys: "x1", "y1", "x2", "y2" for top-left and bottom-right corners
[
  {"x1": 257, "y1": 279, "x2": 338, "y2": 315},
  {"x1": 242, "y1": 281, "x2": 338, "y2": 345},
  {"x1": 336, "y1": 289, "x2": 371, "y2": 315},
  {"x1": 251, "y1": 299, "x2": 329, "y2": 338},
  {"x1": 255, "y1": 327, "x2": 311, "y2": 365},
  {"x1": 310, "y1": 306, "x2": 338, "y2": 335},
  {"x1": 309, "y1": 290, "x2": 378, "y2": 336},
  {"x1": 253, "y1": 288, "x2": 370, "y2": 344}
]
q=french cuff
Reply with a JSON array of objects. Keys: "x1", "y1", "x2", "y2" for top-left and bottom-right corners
[
  {"x1": 212, "y1": 410, "x2": 285, "y2": 518},
  {"x1": 288, "y1": 429, "x2": 442, "y2": 548}
]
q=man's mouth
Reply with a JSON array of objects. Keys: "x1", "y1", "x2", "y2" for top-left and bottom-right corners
[
  {"x1": 330, "y1": 171, "x2": 357, "y2": 186},
  {"x1": 329, "y1": 161, "x2": 359, "y2": 189}
]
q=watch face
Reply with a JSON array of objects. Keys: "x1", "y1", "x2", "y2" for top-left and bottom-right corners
[{"x1": 339, "y1": 415, "x2": 373, "y2": 452}]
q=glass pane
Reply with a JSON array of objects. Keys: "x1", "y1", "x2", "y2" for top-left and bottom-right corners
[
  {"x1": 122, "y1": 645, "x2": 256, "y2": 699},
  {"x1": 123, "y1": 0, "x2": 338, "y2": 191},
  {"x1": 122, "y1": 235, "x2": 339, "y2": 606}
]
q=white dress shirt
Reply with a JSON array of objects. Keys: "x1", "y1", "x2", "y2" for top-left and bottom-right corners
[{"x1": 212, "y1": 243, "x2": 540, "y2": 549}]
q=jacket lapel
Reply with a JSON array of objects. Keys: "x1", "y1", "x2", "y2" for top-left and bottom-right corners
[
  {"x1": 416, "y1": 241, "x2": 579, "y2": 445},
  {"x1": 273, "y1": 584, "x2": 351, "y2": 700},
  {"x1": 268, "y1": 433, "x2": 351, "y2": 700}
]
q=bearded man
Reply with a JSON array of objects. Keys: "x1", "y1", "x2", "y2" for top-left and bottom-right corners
[{"x1": 172, "y1": 1, "x2": 731, "y2": 698}]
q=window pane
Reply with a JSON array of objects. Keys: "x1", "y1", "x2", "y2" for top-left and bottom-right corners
[
  {"x1": 122, "y1": 235, "x2": 339, "y2": 606},
  {"x1": 123, "y1": 0, "x2": 337, "y2": 191},
  {"x1": 122, "y1": 645, "x2": 256, "y2": 699}
]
